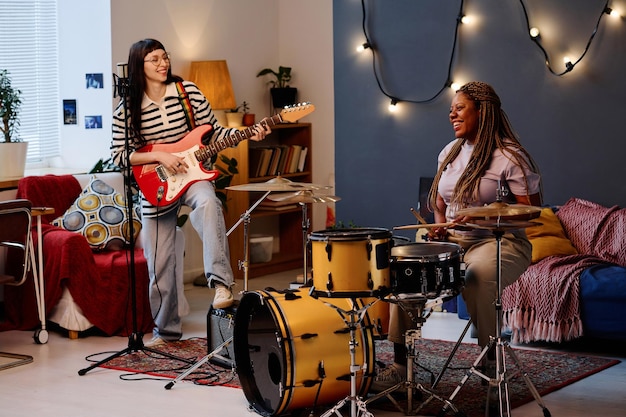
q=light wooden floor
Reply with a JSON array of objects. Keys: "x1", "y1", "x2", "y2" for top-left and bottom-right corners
[{"x1": 1, "y1": 269, "x2": 624, "y2": 417}]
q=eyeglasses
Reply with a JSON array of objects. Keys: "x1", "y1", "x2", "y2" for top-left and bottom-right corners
[{"x1": 144, "y1": 53, "x2": 171, "y2": 66}]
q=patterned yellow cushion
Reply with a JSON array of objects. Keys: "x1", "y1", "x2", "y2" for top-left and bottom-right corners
[
  {"x1": 52, "y1": 176, "x2": 141, "y2": 251},
  {"x1": 526, "y1": 207, "x2": 578, "y2": 263}
]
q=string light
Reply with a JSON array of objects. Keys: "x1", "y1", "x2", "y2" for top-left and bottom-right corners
[
  {"x1": 356, "y1": 42, "x2": 370, "y2": 53},
  {"x1": 529, "y1": 27, "x2": 540, "y2": 39},
  {"x1": 356, "y1": 0, "x2": 620, "y2": 110},
  {"x1": 520, "y1": 0, "x2": 614, "y2": 76},
  {"x1": 388, "y1": 98, "x2": 399, "y2": 113}
]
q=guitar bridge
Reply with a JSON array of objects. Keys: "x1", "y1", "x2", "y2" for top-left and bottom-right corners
[{"x1": 155, "y1": 165, "x2": 168, "y2": 182}]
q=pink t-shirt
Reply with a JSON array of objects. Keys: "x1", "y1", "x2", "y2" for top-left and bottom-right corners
[{"x1": 438, "y1": 139, "x2": 541, "y2": 222}]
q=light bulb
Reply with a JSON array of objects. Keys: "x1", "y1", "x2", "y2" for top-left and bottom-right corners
[
  {"x1": 460, "y1": 15, "x2": 471, "y2": 24},
  {"x1": 450, "y1": 82, "x2": 461, "y2": 91},
  {"x1": 388, "y1": 99, "x2": 398, "y2": 113},
  {"x1": 529, "y1": 27, "x2": 540, "y2": 38},
  {"x1": 356, "y1": 42, "x2": 370, "y2": 53}
]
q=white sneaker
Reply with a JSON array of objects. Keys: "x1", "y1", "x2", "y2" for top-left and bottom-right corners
[
  {"x1": 213, "y1": 284, "x2": 234, "y2": 309},
  {"x1": 144, "y1": 336, "x2": 166, "y2": 347}
]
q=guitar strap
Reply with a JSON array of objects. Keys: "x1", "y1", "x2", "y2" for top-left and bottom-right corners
[{"x1": 176, "y1": 81, "x2": 196, "y2": 131}]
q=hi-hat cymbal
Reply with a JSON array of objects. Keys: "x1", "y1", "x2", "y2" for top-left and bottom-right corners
[
  {"x1": 227, "y1": 176, "x2": 333, "y2": 192},
  {"x1": 268, "y1": 190, "x2": 341, "y2": 204},
  {"x1": 455, "y1": 201, "x2": 541, "y2": 220}
]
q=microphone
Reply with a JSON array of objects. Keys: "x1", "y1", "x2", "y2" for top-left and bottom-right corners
[{"x1": 114, "y1": 63, "x2": 129, "y2": 98}]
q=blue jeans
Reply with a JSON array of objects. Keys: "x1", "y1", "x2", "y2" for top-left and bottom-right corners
[{"x1": 141, "y1": 181, "x2": 233, "y2": 340}]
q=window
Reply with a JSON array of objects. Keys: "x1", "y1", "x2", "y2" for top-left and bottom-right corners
[{"x1": 0, "y1": 0, "x2": 60, "y2": 164}]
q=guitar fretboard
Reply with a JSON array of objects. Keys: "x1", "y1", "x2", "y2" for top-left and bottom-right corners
[{"x1": 194, "y1": 114, "x2": 284, "y2": 163}]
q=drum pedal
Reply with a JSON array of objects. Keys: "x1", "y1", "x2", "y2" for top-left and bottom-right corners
[{"x1": 207, "y1": 301, "x2": 239, "y2": 369}]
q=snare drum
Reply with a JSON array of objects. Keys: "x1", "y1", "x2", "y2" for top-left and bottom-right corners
[
  {"x1": 234, "y1": 289, "x2": 374, "y2": 416},
  {"x1": 390, "y1": 242, "x2": 464, "y2": 299},
  {"x1": 309, "y1": 228, "x2": 392, "y2": 298}
]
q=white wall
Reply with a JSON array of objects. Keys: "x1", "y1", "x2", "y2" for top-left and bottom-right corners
[
  {"x1": 56, "y1": 0, "x2": 113, "y2": 171},
  {"x1": 109, "y1": 0, "x2": 334, "y2": 231}
]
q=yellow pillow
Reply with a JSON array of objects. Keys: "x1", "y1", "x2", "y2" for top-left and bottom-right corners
[
  {"x1": 52, "y1": 176, "x2": 141, "y2": 251},
  {"x1": 526, "y1": 207, "x2": 578, "y2": 263}
]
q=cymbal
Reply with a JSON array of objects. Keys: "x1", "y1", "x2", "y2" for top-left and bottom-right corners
[
  {"x1": 268, "y1": 190, "x2": 341, "y2": 204},
  {"x1": 455, "y1": 201, "x2": 541, "y2": 220},
  {"x1": 466, "y1": 220, "x2": 540, "y2": 231},
  {"x1": 227, "y1": 176, "x2": 333, "y2": 192}
]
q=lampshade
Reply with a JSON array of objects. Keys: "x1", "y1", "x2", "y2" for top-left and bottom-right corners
[{"x1": 188, "y1": 60, "x2": 237, "y2": 110}]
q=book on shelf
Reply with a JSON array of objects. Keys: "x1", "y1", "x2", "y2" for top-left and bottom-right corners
[
  {"x1": 249, "y1": 143, "x2": 309, "y2": 178},
  {"x1": 297, "y1": 147, "x2": 308, "y2": 172},
  {"x1": 258, "y1": 196, "x2": 300, "y2": 211},
  {"x1": 257, "y1": 204, "x2": 299, "y2": 211},
  {"x1": 249, "y1": 147, "x2": 265, "y2": 178},
  {"x1": 256, "y1": 147, "x2": 273, "y2": 177},
  {"x1": 267, "y1": 146, "x2": 282, "y2": 177},
  {"x1": 288, "y1": 145, "x2": 302, "y2": 174}
]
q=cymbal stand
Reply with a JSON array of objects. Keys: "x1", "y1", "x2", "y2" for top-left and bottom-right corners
[
  {"x1": 163, "y1": 191, "x2": 270, "y2": 390},
  {"x1": 438, "y1": 228, "x2": 551, "y2": 417},
  {"x1": 229, "y1": 190, "x2": 271, "y2": 292},
  {"x1": 299, "y1": 202, "x2": 310, "y2": 286},
  {"x1": 164, "y1": 336, "x2": 233, "y2": 390},
  {"x1": 366, "y1": 296, "x2": 462, "y2": 416},
  {"x1": 319, "y1": 297, "x2": 376, "y2": 417}
]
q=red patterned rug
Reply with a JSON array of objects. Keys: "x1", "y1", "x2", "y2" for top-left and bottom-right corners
[{"x1": 95, "y1": 337, "x2": 619, "y2": 416}]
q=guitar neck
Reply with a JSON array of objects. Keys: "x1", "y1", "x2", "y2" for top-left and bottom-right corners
[{"x1": 195, "y1": 114, "x2": 283, "y2": 163}]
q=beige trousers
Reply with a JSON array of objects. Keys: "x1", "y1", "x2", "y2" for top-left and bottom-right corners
[{"x1": 388, "y1": 231, "x2": 531, "y2": 347}]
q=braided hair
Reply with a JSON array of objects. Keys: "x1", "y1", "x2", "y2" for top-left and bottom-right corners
[{"x1": 428, "y1": 81, "x2": 542, "y2": 213}]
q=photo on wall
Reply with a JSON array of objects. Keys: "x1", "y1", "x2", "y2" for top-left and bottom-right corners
[
  {"x1": 63, "y1": 99, "x2": 77, "y2": 125},
  {"x1": 86, "y1": 73, "x2": 103, "y2": 89},
  {"x1": 85, "y1": 115, "x2": 102, "y2": 129}
]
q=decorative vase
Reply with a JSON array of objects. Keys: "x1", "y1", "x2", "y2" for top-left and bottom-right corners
[
  {"x1": 270, "y1": 87, "x2": 298, "y2": 109},
  {"x1": 0, "y1": 141, "x2": 28, "y2": 178},
  {"x1": 225, "y1": 112, "x2": 244, "y2": 128},
  {"x1": 242, "y1": 113, "x2": 256, "y2": 126}
]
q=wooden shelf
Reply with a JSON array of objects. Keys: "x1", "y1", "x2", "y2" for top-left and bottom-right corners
[{"x1": 222, "y1": 122, "x2": 312, "y2": 280}]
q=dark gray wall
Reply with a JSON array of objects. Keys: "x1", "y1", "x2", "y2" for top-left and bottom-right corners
[{"x1": 333, "y1": 0, "x2": 625, "y2": 239}]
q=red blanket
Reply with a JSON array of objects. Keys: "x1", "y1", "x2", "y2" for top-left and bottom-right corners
[
  {"x1": 502, "y1": 254, "x2": 611, "y2": 343},
  {"x1": 0, "y1": 174, "x2": 153, "y2": 336}
]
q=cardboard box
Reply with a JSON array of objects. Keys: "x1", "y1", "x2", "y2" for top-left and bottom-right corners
[{"x1": 250, "y1": 234, "x2": 273, "y2": 263}]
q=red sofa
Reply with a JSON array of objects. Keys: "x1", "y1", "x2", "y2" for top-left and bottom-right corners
[{"x1": 0, "y1": 173, "x2": 154, "y2": 338}]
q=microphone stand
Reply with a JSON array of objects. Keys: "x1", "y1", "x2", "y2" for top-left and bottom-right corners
[{"x1": 79, "y1": 70, "x2": 193, "y2": 376}]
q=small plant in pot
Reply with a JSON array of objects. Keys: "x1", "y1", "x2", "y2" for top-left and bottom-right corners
[
  {"x1": 1, "y1": 69, "x2": 22, "y2": 143},
  {"x1": 0, "y1": 69, "x2": 29, "y2": 177},
  {"x1": 225, "y1": 101, "x2": 249, "y2": 127},
  {"x1": 256, "y1": 66, "x2": 297, "y2": 109}
]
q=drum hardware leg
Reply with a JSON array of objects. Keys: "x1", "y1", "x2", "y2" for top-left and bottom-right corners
[
  {"x1": 319, "y1": 298, "x2": 376, "y2": 417},
  {"x1": 164, "y1": 336, "x2": 233, "y2": 390},
  {"x1": 438, "y1": 230, "x2": 551, "y2": 417},
  {"x1": 366, "y1": 297, "x2": 463, "y2": 416},
  {"x1": 292, "y1": 202, "x2": 310, "y2": 288},
  {"x1": 228, "y1": 190, "x2": 271, "y2": 292}
]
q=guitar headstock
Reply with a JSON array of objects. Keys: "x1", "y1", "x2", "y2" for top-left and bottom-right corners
[{"x1": 279, "y1": 102, "x2": 316, "y2": 123}]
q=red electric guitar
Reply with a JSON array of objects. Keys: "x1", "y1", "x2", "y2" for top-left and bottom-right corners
[{"x1": 133, "y1": 103, "x2": 315, "y2": 206}]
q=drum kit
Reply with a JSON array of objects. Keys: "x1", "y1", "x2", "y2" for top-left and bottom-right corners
[{"x1": 168, "y1": 177, "x2": 550, "y2": 417}]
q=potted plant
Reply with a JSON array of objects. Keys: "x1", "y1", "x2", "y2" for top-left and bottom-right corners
[
  {"x1": 225, "y1": 101, "x2": 249, "y2": 127},
  {"x1": 0, "y1": 69, "x2": 28, "y2": 177},
  {"x1": 256, "y1": 66, "x2": 297, "y2": 109}
]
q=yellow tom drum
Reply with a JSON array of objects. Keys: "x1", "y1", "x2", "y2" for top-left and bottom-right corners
[{"x1": 309, "y1": 227, "x2": 392, "y2": 298}]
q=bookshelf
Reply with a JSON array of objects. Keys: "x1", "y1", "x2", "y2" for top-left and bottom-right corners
[{"x1": 222, "y1": 122, "x2": 312, "y2": 280}]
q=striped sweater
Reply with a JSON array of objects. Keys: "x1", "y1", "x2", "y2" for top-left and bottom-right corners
[{"x1": 110, "y1": 81, "x2": 237, "y2": 217}]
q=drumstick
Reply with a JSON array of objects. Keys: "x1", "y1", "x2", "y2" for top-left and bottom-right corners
[
  {"x1": 393, "y1": 222, "x2": 456, "y2": 230},
  {"x1": 410, "y1": 207, "x2": 428, "y2": 224}
]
